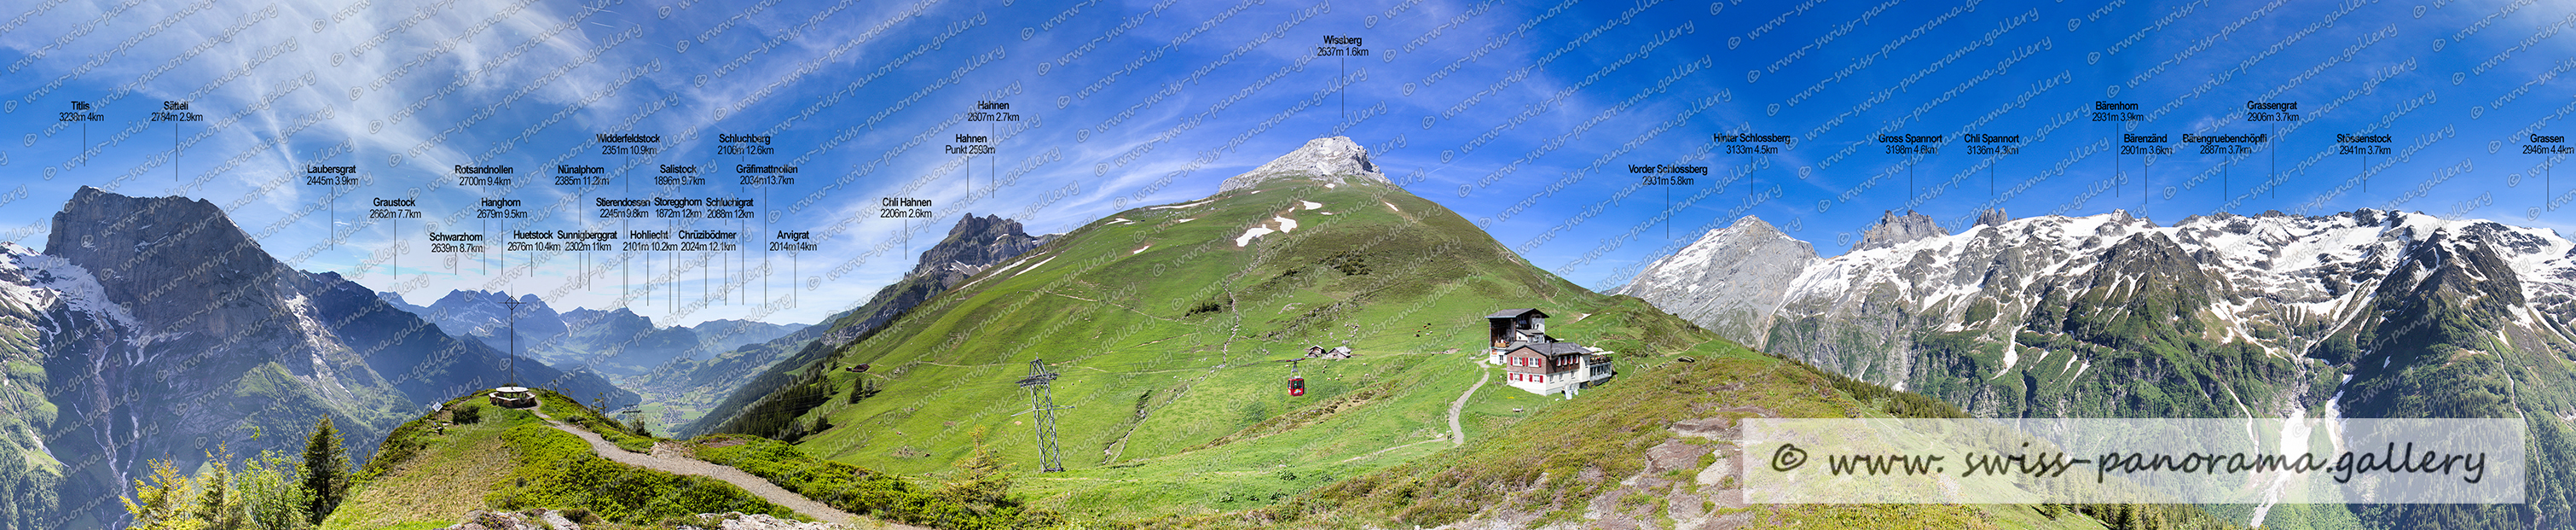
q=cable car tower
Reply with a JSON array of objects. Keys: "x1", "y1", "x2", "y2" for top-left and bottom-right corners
[
  {"x1": 1015, "y1": 358, "x2": 1071, "y2": 473},
  {"x1": 488, "y1": 295, "x2": 536, "y2": 409}
]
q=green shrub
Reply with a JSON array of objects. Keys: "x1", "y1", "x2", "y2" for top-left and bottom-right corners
[
  {"x1": 692, "y1": 434, "x2": 1059, "y2": 529},
  {"x1": 488, "y1": 424, "x2": 795, "y2": 523}
]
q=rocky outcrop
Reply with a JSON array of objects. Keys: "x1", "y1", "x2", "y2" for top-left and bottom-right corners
[
  {"x1": 819, "y1": 213, "x2": 1051, "y2": 348},
  {"x1": 1851, "y1": 210, "x2": 1946, "y2": 251},
  {"x1": 437, "y1": 509, "x2": 605, "y2": 530},
  {"x1": 680, "y1": 512, "x2": 848, "y2": 530},
  {"x1": 1215, "y1": 137, "x2": 1388, "y2": 193},
  {"x1": 1975, "y1": 208, "x2": 2009, "y2": 227}
]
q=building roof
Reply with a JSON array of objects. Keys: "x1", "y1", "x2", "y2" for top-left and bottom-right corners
[
  {"x1": 1508, "y1": 342, "x2": 1593, "y2": 356},
  {"x1": 1485, "y1": 308, "x2": 1548, "y2": 319}
]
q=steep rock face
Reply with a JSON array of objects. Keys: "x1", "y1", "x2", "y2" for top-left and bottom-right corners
[
  {"x1": 0, "y1": 242, "x2": 126, "y2": 529},
  {"x1": 1611, "y1": 217, "x2": 1816, "y2": 342},
  {"x1": 30, "y1": 188, "x2": 633, "y2": 527},
  {"x1": 45, "y1": 188, "x2": 290, "y2": 341},
  {"x1": 1214, "y1": 137, "x2": 1388, "y2": 193},
  {"x1": 1851, "y1": 210, "x2": 1947, "y2": 251}
]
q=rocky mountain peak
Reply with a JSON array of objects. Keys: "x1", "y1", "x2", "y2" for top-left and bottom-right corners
[
  {"x1": 44, "y1": 187, "x2": 284, "y2": 328},
  {"x1": 1975, "y1": 208, "x2": 2009, "y2": 227},
  {"x1": 1722, "y1": 215, "x2": 1786, "y2": 239},
  {"x1": 1216, "y1": 137, "x2": 1388, "y2": 193},
  {"x1": 1613, "y1": 215, "x2": 1819, "y2": 343},
  {"x1": 1852, "y1": 210, "x2": 1946, "y2": 251},
  {"x1": 911, "y1": 213, "x2": 1049, "y2": 278}
]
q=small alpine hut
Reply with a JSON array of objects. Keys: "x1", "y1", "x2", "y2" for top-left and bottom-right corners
[{"x1": 1484, "y1": 308, "x2": 1614, "y2": 398}]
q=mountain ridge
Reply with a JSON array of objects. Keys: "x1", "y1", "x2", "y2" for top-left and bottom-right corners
[
  {"x1": 1621, "y1": 207, "x2": 2576, "y2": 527},
  {"x1": 10, "y1": 187, "x2": 634, "y2": 528}
]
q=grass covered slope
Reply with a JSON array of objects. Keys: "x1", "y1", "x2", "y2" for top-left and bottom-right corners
[
  {"x1": 327, "y1": 390, "x2": 799, "y2": 530},
  {"x1": 1241, "y1": 345, "x2": 2238, "y2": 530},
  {"x1": 687, "y1": 169, "x2": 1929, "y2": 522}
]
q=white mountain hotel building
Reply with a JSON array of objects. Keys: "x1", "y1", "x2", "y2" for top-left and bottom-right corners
[{"x1": 1484, "y1": 309, "x2": 1615, "y2": 397}]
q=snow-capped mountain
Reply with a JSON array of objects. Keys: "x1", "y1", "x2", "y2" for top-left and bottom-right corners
[{"x1": 1624, "y1": 208, "x2": 2576, "y2": 421}]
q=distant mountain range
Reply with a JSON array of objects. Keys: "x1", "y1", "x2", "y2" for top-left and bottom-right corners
[
  {"x1": 377, "y1": 288, "x2": 805, "y2": 377},
  {"x1": 1620, "y1": 208, "x2": 2576, "y2": 527},
  {"x1": 0, "y1": 188, "x2": 633, "y2": 528}
]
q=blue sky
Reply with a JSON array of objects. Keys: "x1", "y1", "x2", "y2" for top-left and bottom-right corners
[{"x1": 0, "y1": 0, "x2": 2571, "y2": 327}]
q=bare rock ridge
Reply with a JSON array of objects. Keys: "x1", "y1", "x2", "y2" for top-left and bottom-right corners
[
  {"x1": 1975, "y1": 208, "x2": 2009, "y2": 227},
  {"x1": 908, "y1": 213, "x2": 1052, "y2": 280},
  {"x1": 1215, "y1": 136, "x2": 1387, "y2": 193},
  {"x1": 1851, "y1": 209, "x2": 1945, "y2": 251}
]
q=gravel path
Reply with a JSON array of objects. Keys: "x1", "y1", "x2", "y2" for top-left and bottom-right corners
[
  {"x1": 526, "y1": 403, "x2": 883, "y2": 527},
  {"x1": 1449, "y1": 358, "x2": 1488, "y2": 446}
]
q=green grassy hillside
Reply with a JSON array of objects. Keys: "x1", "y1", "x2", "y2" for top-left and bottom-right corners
[
  {"x1": 685, "y1": 173, "x2": 2219, "y2": 528},
  {"x1": 692, "y1": 176, "x2": 1725, "y2": 521}
]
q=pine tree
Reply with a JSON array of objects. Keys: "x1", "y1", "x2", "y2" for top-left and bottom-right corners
[
  {"x1": 239, "y1": 449, "x2": 310, "y2": 530},
  {"x1": 192, "y1": 447, "x2": 245, "y2": 530},
  {"x1": 121, "y1": 458, "x2": 200, "y2": 530},
  {"x1": 299, "y1": 417, "x2": 349, "y2": 525}
]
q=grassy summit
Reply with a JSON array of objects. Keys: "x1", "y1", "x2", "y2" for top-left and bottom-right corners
[{"x1": 326, "y1": 389, "x2": 799, "y2": 530}]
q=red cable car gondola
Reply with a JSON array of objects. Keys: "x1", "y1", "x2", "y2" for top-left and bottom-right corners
[{"x1": 1286, "y1": 358, "x2": 1306, "y2": 397}]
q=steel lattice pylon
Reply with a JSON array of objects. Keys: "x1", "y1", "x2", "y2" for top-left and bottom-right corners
[
  {"x1": 495, "y1": 296, "x2": 525, "y2": 387},
  {"x1": 1016, "y1": 358, "x2": 1071, "y2": 473}
]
